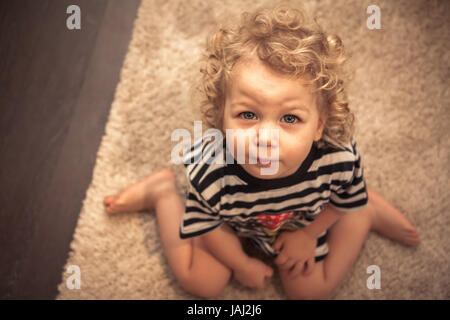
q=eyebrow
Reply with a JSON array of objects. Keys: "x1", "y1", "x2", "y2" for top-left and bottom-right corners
[
  {"x1": 283, "y1": 105, "x2": 310, "y2": 113},
  {"x1": 236, "y1": 87, "x2": 311, "y2": 112}
]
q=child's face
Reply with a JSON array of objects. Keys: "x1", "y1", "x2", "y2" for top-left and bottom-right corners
[{"x1": 222, "y1": 56, "x2": 325, "y2": 180}]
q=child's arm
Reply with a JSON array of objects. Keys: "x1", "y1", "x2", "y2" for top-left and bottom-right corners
[
  {"x1": 302, "y1": 204, "x2": 346, "y2": 238},
  {"x1": 201, "y1": 223, "x2": 274, "y2": 288}
]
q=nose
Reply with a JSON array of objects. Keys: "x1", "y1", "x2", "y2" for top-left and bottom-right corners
[{"x1": 254, "y1": 122, "x2": 279, "y2": 149}]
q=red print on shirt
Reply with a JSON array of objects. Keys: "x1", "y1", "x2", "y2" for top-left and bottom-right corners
[{"x1": 257, "y1": 211, "x2": 294, "y2": 229}]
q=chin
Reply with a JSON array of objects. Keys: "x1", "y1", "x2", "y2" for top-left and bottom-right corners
[{"x1": 248, "y1": 162, "x2": 286, "y2": 179}]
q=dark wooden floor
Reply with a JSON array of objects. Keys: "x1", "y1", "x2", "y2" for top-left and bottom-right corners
[{"x1": 0, "y1": 0, "x2": 140, "y2": 299}]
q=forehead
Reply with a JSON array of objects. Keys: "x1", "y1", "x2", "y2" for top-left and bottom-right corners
[{"x1": 227, "y1": 57, "x2": 316, "y2": 104}]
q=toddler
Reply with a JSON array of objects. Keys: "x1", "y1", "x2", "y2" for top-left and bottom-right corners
[{"x1": 103, "y1": 4, "x2": 419, "y2": 299}]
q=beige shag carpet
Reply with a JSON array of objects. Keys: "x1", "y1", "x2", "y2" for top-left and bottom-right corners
[{"x1": 57, "y1": 0, "x2": 450, "y2": 299}]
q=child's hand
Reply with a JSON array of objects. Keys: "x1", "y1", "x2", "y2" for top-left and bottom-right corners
[
  {"x1": 233, "y1": 257, "x2": 274, "y2": 289},
  {"x1": 273, "y1": 229, "x2": 316, "y2": 278}
]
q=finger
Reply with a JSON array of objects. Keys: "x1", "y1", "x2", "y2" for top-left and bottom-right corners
[
  {"x1": 279, "y1": 258, "x2": 295, "y2": 271},
  {"x1": 303, "y1": 257, "x2": 315, "y2": 276},
  {"x1": 273, "y1": 238, "x2": 283, "y2": 252},
  {"x1": 274, "y1": 252, "x2": 288, "y2": 266},
  {"x1": 289, "y1": 261, "x2": 305, "y2": 279}
]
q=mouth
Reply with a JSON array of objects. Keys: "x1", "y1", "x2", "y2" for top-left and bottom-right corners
[
  {"x1": 256, "y1": 157, "x2": 276, "y2": 167},
  {"x1": 247, "y1": 153, "x2": 278, "y2": 167}
]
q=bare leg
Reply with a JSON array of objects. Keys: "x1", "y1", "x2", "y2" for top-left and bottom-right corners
[
  {"x1": 103, "y1": 169, "x2": 232, "y2": 298},
  {"x1": 367, "y1": 188, "x2": 420, "y2": 246},
  {"x1": 280, "y1": 187, "x2": 420, "y2": 300}
]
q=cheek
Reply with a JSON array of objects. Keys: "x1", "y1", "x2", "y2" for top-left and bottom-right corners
[
  {"x1": 222, "y1": 106, "x2": 236, "y2": 131},
  {"x1": 280, "y1": 133, "x2": 311, "y2": 160},
  {"x1": 221, "y1": 112, "x2": 229, "y2": 131}
]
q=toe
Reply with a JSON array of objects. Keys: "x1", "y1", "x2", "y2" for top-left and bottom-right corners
[
  {"x1": 104, "y1": 195, "x2": 116, "y2": 206},
  {"x1": 106, "y1": 204, "x2": 117, "y2": 214},
  {"x1": 411, "y1": 232, "x2": 420, "y2": 246},
  {"x1": 406, "y1": 229, "x2": 420, "y2": 246}
]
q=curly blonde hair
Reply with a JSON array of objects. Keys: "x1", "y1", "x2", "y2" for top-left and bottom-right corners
[{"x1": 197, "y1": 3, "x2": 355, "y2": 148}]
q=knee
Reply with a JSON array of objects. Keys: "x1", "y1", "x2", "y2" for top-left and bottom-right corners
[
  {"x1": 282, "y1": 275, "x2": 334, "y2": 300},
  {"x1": 178, "y1": 270, "x2": 231, "y2": 299},
  {"x1": 285, "y1": 286, "x2": 332, "y2": 300}
]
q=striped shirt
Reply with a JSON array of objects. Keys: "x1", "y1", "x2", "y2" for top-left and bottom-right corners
[{"x1": 179, "y1": 135, "x2": 368, "y2": 258}]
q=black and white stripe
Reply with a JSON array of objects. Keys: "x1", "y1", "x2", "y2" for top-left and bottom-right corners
[{"x1": 179, "y1": 135, "x2": 368, "y2": 259}]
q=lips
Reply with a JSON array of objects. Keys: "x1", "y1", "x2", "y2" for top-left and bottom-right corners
[{"x1": 257, "y1": 157, "x2": 274, "y2": 167}]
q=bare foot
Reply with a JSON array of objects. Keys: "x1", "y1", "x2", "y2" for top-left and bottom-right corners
[
  {"x1": 367, "y1": 188, "x2": 420, "y2": 246},
  {"x1": 103, "y1": 169, "x2": 177, "y2": 214}
]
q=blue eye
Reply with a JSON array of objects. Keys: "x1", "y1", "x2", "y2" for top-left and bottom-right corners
[
  {"x1": 239, "y1": 111, "x2": 256, "y2": 120},
  {"x1": 282, "y1": 114, "x2": 299, "y2": 124}
]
